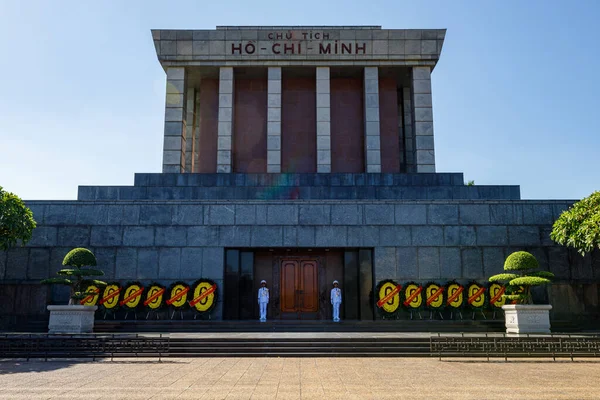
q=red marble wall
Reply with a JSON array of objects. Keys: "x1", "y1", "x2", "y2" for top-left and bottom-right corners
[
  {"x1": 281, "y1": 77, "x2": 317, "y2": 173},
  {"x1": 195, "y1": 79, "x2": 219, "y2": 173},
  {"x1": 233, "y1": 78, "x2": 268, "y2": 173},
  {"x1": 379, "y1": 77, "x2": 401, "y2": 173},
  {"x1": 330, "y1": 78, "x2": 364, "y2": 173}
]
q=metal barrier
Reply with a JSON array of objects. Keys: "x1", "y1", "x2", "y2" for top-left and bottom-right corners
[
  {"x1": 0, "y1": 333, "x2": 170, "y2": 361},
  {"x1": 430, "y1": 332, "x2": 600, "y2": 361}
]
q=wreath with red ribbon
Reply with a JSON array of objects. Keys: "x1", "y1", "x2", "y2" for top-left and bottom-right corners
[
  {"x1": 401, "y1": 281, "x2": 424, "y2": 311},
  {"x1": 424, "y1": 281, "x2": 445, "y2": 311},
  {"x1": 166, "y1": 281, "x2": 190, "y2": 310},
  {"x1": 189, "y1": 279, "x2": 219, "y2": 314}
]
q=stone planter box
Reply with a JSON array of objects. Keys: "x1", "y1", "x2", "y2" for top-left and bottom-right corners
[
  {"x1": 47, "y1": 305, "x2": 97, "y2": 334},
  {"x1": 502, "y1": 304, "x2": 552, "y2": 334}
]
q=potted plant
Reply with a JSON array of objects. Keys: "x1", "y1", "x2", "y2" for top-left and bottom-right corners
[
  {"x1": 41, "y1": 248, "x2": 106, "y2": 333},
  {"x1": 488, "y1": 251, "x2": 555, "y2": 334}
]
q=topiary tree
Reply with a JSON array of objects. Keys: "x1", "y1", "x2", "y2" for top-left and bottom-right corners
[
  {"x1": 0, "y1": 186, "x2": 37, "y2": 251},
  {"x1": 41, "y1": 248, "x2": 107, "y2": 305},
  {"x1": 550, "y1": 191, "x2": 600, "y2": 256},
  {"x1": 488, "y1": 251, "x2": 555, "y2": 305}
]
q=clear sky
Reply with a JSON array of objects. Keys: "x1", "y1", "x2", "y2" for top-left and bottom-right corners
[{"x1": 0, "y1": 0, "x2": 598, "y2": 200}]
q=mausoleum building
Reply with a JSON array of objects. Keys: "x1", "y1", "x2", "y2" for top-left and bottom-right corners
[{"x1": 1, "y1": 26, "x2": 598, "y2": 327}]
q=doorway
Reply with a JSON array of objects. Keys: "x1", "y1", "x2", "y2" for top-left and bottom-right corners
[{"x1": 280, "y1": 258, "x2": 319, "y2": 319}]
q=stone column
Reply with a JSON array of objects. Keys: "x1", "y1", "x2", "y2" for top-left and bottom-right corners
[
  {"x1": 162, "y1": 67, "x2": 187, "y2": 173},
  {"x1": 364, "y1": 67, "x2": 381, "y2": 173},
  {"x1": 217, "y1": 67, "x2": 234, "y2": 173},
  {"x1": 316, "y1": 67, "x2": 331, "y2": 173},
  {"x1": 402, "y1": 87, "x2": 415, "y2": 172},
  {"x1": 184, "y1": 87, "x2": 197, "y2": 173},
  {"x1": 412, "y1": 66, "x2": 435, "y2": 172},
  {"x1": 193, "y1": 92, "x2": 201, "y2": 173},
  {"x1": 267, "y1": 67, "x2": 282, "y2": 173}
]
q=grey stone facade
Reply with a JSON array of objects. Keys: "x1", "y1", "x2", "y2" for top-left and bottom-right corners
[{"x1": 2, "y1": 191, "x2": 598, "y2": 323}]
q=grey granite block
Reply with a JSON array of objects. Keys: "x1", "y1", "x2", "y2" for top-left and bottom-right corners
[
  {"x1": 180, "y1": 248, "x2": 203, "y2": 279},
  {"x1": 137, "y1": 249, "x2": 159, "y2": 280},
  {"x1": 297, "y1": 226, "x2": 315, "y2": 247},
  {"x1": 482, "y1": 247, "x2": 505, "y2": 277},
  {"x1": 159, "y1": 248, "x2": 181, "y2": 279},
  {"x1": 202, "y1": 247, "x2": 224, "y2": 280},
  {"x1": 489, "y1": 204, "x2": 523, "y2": 225},
  {"x1": 476, "y1": 226, "x2": 508, "y2": 246},
  {"x1": 548, "y1": 246, "x2": 570, "y2": 280},
  {"x1": 140, "y1": 205, "x2": 172, "y2": 225},
  {"x1": 57, "y1": 227, "x2": 90, "y2": 247},
  {"x1": 395, "y1": 205, "x2": 427, "y2": 225},
  {"x1": 251, "y1": 226, "x2": 283, "y2": 247},
  {"x1": 48, "y1": 247, "x2": 71, "y2": 276},
  {"x1": 235, "y1": 205, "x2": 256, "y2": 225},
  {"x1": 418, "y1": 247, "x2": 440, "y2": 279},
  {"x1": 299, "y1": 205, "x2": 331, "y2": 225},
  {"x1": 522, "y1": 204, "x2": 553, "y2": 225},
  {"x1": 552, "y1": 203, "x2": 572, "y2": 220},
  {"x1": 459, "y1": 226, "x2": 477, "y2": 246},
  {"x1": 26, "y1": 203, "x2": 45, "y2": 224},
  {"x1": 315, "y1": 226, "x2": 347, "y2": 247},
  {"x1": 459, "y1": 205, "x2": 490, "y2": 225},
  {"x1": 348, "y1": 226, "x2": 379, "y2": 247},
  {"x1": 219, "y1": 226, "x2": 252, "y2": 246},
  {"x1": 187, "y1": 226, "x2": 219, "y2": 246},
  {"x1": 570, "y1": 251, "x2": 593, "y2": 280},
  {"x1": 115, "y1": 248, "x2": 137, "y2": 279},
  {"x1": 123, "y1": 227, "x2": 155, "y2": 246},
  {"x1": 427, "y1": 205, "x2": 458, "y2": 224},
  {"x1": 45, "y1": 205, "x2": 76, "y2": 225},
  {"x1": 411, "y1": 226, "x2": 443, "y2": 246},
  {"x1": 172, "y1": 205, "x2": 204, "y2": 225},
  {"x1": 283, "y1": 226, "x2": 297, "y2": 246},
  {"x1": 208, "y1": 205, "x2": 235, "y2": 225},
  {"x1": 374, "y1": 247, "x2": 396, "y2": 280},
  {"x1": 396, "y1": 247, "x2": 418, "y2": 279},
  {"x1": 113, "y1": 205, "x2": 140, "y2": 225},
  {"x1": 93, "y1": 248, "x2": 116, "y2": 280},
  {"x1": 267, "y1": 205, "x2": 298, "y2": 225},
  {"x1": 90, "y1": 226, "x2": 122, "y2": 246},
  {"x1": 378, "y1": 226, "x2": 411, "y2": 246},
  {"x1": 28, "y1": 226, "x2": 57, "y2": 247},
  {"x1": 27, "y1": 248, "x2": 50, "y2": 280},
  {"x1": 75, "y1": 205, "x2": 108, "y2": 225},
  {"x1": 508, "y1": 226, "x2": 540, "y2": 246},
  {"x1": 443, "y1": 226, "x2": 460, "y2": 246},
  {"x1": 364, "y1": 205, "x2": 394, "y2": 225},
  {"x1": 440, "y1": 247, "x2": 461, "y2": 279},
  {"x1": 155, "y1": 226, "x2": 187, "y2": 246},
  {"x1": 462, "y1": 248, "x2": 484, "y2": 279}
]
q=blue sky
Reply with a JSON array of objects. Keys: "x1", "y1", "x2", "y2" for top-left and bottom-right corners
[{"x1": 0, "y1": 0, "x2": 598, "y2": 200}]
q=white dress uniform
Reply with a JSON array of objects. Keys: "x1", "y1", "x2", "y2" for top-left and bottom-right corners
[
  {"x1": 258, "y1": 280, "x2": 269, "y2": 321},
  {"x1": 331, "y1": 281, "x2": 342, "y2": 322}
]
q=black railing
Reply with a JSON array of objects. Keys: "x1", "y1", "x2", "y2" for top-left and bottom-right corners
[
  {"x1": 430, "y1": 332, "x2": 600, "y2": 361},
  {"x1": 0, "y1": 333, "x2": 170, "y2": 361}
]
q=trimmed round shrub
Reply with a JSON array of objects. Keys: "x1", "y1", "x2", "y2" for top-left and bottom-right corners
[
  {"x1": 503, "y1": 251, "x2": 539, "y2": 271},
  {"x1": 63, "y1": 248, "x2": 97, "y2": 268}
]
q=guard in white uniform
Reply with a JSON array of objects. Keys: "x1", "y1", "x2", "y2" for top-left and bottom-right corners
[
  {"x1": 331, "y1": 280, "x2": 342, "y2": 322},
  {"x1": 258, "y1": 280, "x2": 269, "y2": 321}
]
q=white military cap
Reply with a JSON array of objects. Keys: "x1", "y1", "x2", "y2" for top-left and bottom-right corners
[
  {"x1": 333, "y1": 280, "x2": 339, "y2": 285},
  {"x1": 261, "y1": 280, "x2": 267, "y2": 284}
]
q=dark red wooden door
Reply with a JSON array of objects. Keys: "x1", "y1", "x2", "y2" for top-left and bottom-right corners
[{"x1": 280, "y1": 259, "x2": 318, "y2": 314}]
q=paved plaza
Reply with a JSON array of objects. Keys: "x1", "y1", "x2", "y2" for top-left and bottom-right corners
[{"x1": 0, "y1": 357, "x2": 599, "y2": 399}]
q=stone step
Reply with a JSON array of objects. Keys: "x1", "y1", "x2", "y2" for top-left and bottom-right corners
[
  {"x1": 77, "y1": 184, "x2": 520, "y2": 201},
  {"x1": 133, "y1": 173, "x2": 466, "y2": 188}
]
